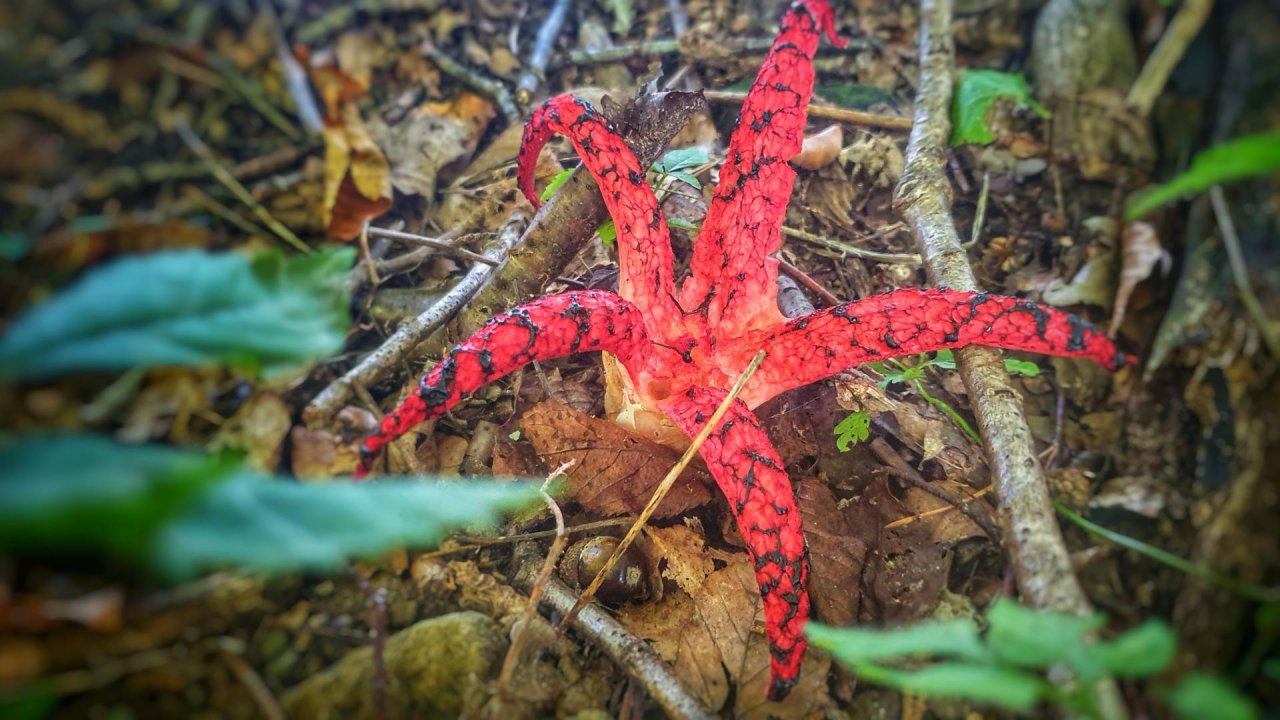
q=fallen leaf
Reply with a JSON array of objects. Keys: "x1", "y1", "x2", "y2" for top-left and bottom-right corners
[
  {"x1": 1109, "y1": 221, "x2": 1171, "y2": 335},
  {"x1": 645, "y1": 525, "x2": 716, "y2": 596},
  {"x1": 209, "y1": 392, "x2": 292, "y2": 472},
  {"x1": 1040, "y1": 254, "x2": 1116, "y2": 308},
  {"x1": 369, "y1": 92, "x2": 495, "y2": 198},
  {"x1": 792, "y1": 124, "x2": 843, "y2": 170},
  {"x1": 322, "y1": 102, "x2": 393, "y2": 240},
  {"x1": 795, "y1": 479, "x2": 866, "y2": 627},
  {"x1": 519, "y1": 401, "x2": 713, "y2": 518}
]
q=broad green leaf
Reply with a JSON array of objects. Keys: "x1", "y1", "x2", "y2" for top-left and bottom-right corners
[
  {"x1": 1095, "y1": 620, "x2": 1177, "y2": 677},
  {"x1": 806, "y1": 619, "x2": 991, "y2": 664},
  {"x1": 1164, "y1": 673, "x2": 1259, "y2": 720},
  {"x1": 653, "y1": 147, "x2": 708, "y2": 174},
  {"x1": 540, "y1": 167, "x2": 576, "y2": 202},
  {"x1": 854, "y1": 662, "x2": 1047, "y2": 711},
  {"x1": 0, "y1": 248, "x2": 354, "y2": 382},
  {"x1": 0, "y1": 435, "x2": 540, "y2": 581},
  {"x1": 950, "y1": 70, "x2": 1051, "y2": 146},
  {"x1": 153, "y1": 473, "x2": 540, "y2": 579},
  {"x1": 833, "y1": 411, "x2": 871, "y2": 452},
  {"x1": 0, "y1": 435, "x2": 236, "y2": 562},
  {"x1": 986, "y1": 599, "x2": 1107, "y2": 681},
  {"x1": 1125, "y1": 132, "x2": 1280, "y2": 219}
]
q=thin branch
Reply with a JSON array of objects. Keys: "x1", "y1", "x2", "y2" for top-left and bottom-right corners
[
  {"x1": 172, "y1": 119, "x2": 310, "y2": 253},
  {"x1": 1209, "y1": 185, "x2": 1280, "y2": 359},
  {"x1": 782, "y1": 225, "x2": 921, "y2": 265},
  {"x1": 1126, "y1": 0, "x2": 1215, "y2": 117},
  {"x1": 893, "y1": 0, "x2": 1126, "y2": 716},
  {"x1": 512, "y1": 543, "x2": 713, "y2": 720},
  {"x1": 703, "y1": 90, "x2": 914, "y2": 131},
  {"x1": 367, "y1": 226, "x2": 500, "y2": 267},
  {"x1": 558, "y1": 350, "x2": 767, "y2": 631},
  {"x1": 515, "y1": 0, "x2": 573, "y2": 106},
  {"x1": 421, "y1": 43, "x2": 519, "y2": 123},
  {"x1": 304, "y1": 217, "x2": 523, "y2": 423}
]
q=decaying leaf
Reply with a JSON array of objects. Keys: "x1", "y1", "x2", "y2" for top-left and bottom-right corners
[
  {"x1": 369, "y1": 92, "x2": 496, "y2": 199},
  {"x1": 518, "y1": 401, "x2": 714, "y2": 518},
  {"x1": 1109, "y1": 220, "x2": 1171, "y2": 335},
  {"x1": 208, "y1": 392, "x2": 292, "y2": 472},
  {"x1": 323, "y1": 102, "x2": 393, "y2": 240}
]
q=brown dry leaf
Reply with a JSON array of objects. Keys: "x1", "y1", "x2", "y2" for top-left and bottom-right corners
[
  {"x1": 644, "y1": 525, "x2": 716, "y2": 595},
  {"x1": 519, "y1": 401, "x2": 713, "y2": 518},
  {"x1": 847, "y1": 481, "x2": 951, "y2": 622},
  {"x1": 618, "y1": 556, "x2": 836, "y2": 717},
  {"x1": 898, "y1": 482, "x2": 990, "y2": 544},
  {"x1": 792, "y1": 124, "x2": 843, "y2": 170},
  {"x1": 1109, "y1": 220, "x2": 1171, "y2": 335},
  {"x1": 795, "y1": 479, "x2": 866, "y2": 627},
  {"x1": 208, "y1": 392, "x2": 292, "y2": 472},
  {"x1": 370, "y1": 92, "x2": 496, "y2": 198},
  {"x1": 322, "y1": 101, "x2": 392, "y2": 240},
  {"x1": 290, "y1": 406, "x2": 376, "y2": 480}
]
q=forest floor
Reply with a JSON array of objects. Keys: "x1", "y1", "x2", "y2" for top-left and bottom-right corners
[{"x1": 1, "y1": 0, "x2": 1277, "y2": 718}]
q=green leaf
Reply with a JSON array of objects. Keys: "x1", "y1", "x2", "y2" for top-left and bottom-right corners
[
  {"x1": 0, "y1": 435, "x2": 237, "y2": 562},
  {"x1": 540, "y1": 167, "x2": 575, "y2": 202},
  {"x1": 153, "y1": 472, "x2": 540, "y2": 580},
  {"x1": 0, "y1": 248, "x2": 354, "y2": 382},
  {"x1": 1125, "y1": 132, "x2": 1280, "y2": 220},
  {"x1": 0, "y1": 435, "x2": 540, "y2": 581},
  {"x1": 669, "y1": 171, "x2": 702, "y2": 190},
  {"x1": 807, "y1": 619, "x2": 991, "y2": 664},
  {"x1": 667, "y1": 217, "x2": 701, "y2": 232},
  {"x1": 1002, "y1": 357, "x2": 1042, "y2": 377},
  {"x1": 1164, "y1": 673, "x2": 1259, "y2": 720},
  {"x1": 950, "y1": 70, "x2": 1051, "y2": 146},
  {"x1": 986, "y1": 599, "x2": 1107, "y2": 681},
  {"x1": 833, "y1": 411, "x2": 871, "y2": 452},
  {"x1": 653, "y1": 147, "x2": 708, "y2": 174},
  {"x1": 854, "y1": 662, "x2": 1047, "y2": 712},
  {"x1": 1095, "y1": 620, "x2": 1177, "y2": 677},
  {"x1": 598, "y1": 221, "x2": 617, "y2": 248}
]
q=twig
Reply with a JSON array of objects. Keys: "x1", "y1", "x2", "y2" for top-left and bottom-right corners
[
  {"x1": 219, "y1": 638, "x2": 287, "y2": 720},
  {"x1": 558, "y1": 350, "x2": 767, "y2": 632},
  {"x1": 515, "y1": 0, "x2": 573, "y2": 106},
  {"x1": 703, "y1": 90, "x2": 913, "y2": 131},
  {"x1": 1126, "y1": 0, "x2": 1215, "y2": 117},
  {"x1": 892, "y1": 0, "x2": 1126, "y2": 716},
  {"x1": 561, "y1": 36, "x2": 869, "y2": 68},
  {"x1": 782, "y1": 225, "x2": 921, "y2": 265},
  {"x1": 205, "y1": 54, "x2": 302, "y2": 140},
  {"x1": 512, "y1": 544, "x2": 714, "y2": 720},
  {"x1": 304, "y1": 217, "x2": 524, "y2": 424},
  {"x1": 355, "y1": 573, "x2": 390, "y2": 720},
  {"x1": 497, "y1": 463, "x2": 574, "y2": 694},
  {"x1": 964, "y1": 171, "x2": 989, "y2": 249},
  {"x1": 421, "y1": 43, "x2": 519, "y2": 123},
  {"x1": 1209, "y1": 185, "x2": 1280, "y2": 359},
  {"x1": 869, "y1": 437, "x2": 1001, "y2": 541},
  {"x1": 172, "y1": 119, "x2": 311, "y2": 253},
  {"x1": 667, "y1": 0, "x2": 690, "y2": 37},
  {"x1": 367, "y1": 226, "x2": 500, "y2": 267},
  {"x1": 258, "y1": 0, "x2": 324, "y2": 133},
  {"x1": 779, "y1": 258, "x2": 841, "y2": 307}
]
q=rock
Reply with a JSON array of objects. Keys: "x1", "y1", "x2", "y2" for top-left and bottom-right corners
[{"x1": 282, "y1": 611, "x2": 507, "y2": 719}]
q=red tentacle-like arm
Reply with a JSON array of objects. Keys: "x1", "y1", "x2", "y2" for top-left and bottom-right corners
[
  {"x1": 745, "y1": 288, "x2": 1133, "y2": 406},
  {"x1": 356, "y1": 291, "x2": 650, "y2": 477},
  {"x1": 660, "y1": 387, "x2": 811, "y2": 701},
  {"x1": 517, "y1": 96, "x2": 683, "y2": 334},
  {"x1": 680, "y1": 0, "x2": 846, "y2": 335}
]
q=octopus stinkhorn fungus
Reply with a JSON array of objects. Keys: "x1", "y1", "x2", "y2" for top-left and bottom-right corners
[{"x1": 357, "y1": 0, "x2": 1131, "y2": 699}]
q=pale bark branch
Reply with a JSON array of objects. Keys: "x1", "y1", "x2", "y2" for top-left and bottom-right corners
[{"x1": 893, "y1": 0, "x2": 1125, "y2": 716}]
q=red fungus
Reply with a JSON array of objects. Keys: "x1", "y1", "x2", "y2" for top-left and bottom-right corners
[{"x1": 357, "y1": 0, "x2": 1131, "y2": 699}]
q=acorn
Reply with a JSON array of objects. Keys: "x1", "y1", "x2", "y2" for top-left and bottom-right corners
[{"x1": 559, "y1": 536, "x2": 657, "y2": 605}]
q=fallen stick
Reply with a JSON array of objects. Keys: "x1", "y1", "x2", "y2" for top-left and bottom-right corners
[{"x1": 892, "y1": 0, "x2": 1126, "y2": 716}]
